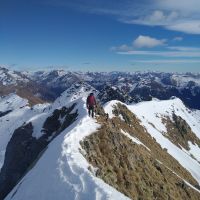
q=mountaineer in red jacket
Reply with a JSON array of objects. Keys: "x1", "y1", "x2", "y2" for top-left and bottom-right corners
[{"x1": 86, "y1": 93, "x2": 96, "y2": 118}]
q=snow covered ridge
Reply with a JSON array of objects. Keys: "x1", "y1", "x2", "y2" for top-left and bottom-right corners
[
  {"x1": 1, "y1": 66, "x2": 200, "y2": 110},
  {"x1": 104, "y1": 98, "x2": 200, "y2": 187},
  {"x1": 1, "y1": 86, "x2": 200, "y2": 199},
  {"x1": 52, "y1": 81, "x2": 98, "y2": 109},
  {"x1": 2, "y1": 94, "x2": 130, "y2": 200},
  {"x1": 0, "y1": 86, "x2": 130, "y2": 200},
  {"x1": 0, "y1": 66, "x2": 29, "y2": 86},
  {"x1": 82, "y1": 98, "x2": 200, "y2": 199},
  {"x1": 129, "y1": 98, "x2": 200, "y2": 186},
  {"x1": 0, "y1": 83, "x2": 96, "y2": 170},
  {"x1": 172, "y1": 74, "x2": 200, "y2": 87}
]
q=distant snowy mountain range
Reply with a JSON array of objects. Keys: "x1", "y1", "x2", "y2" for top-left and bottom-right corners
[
  {"x1": 1, "y1": 66, "x2": 200, "y2": 109},
  {"x1": 1, "y1": 66, "x2": 200, "y2": 199}
]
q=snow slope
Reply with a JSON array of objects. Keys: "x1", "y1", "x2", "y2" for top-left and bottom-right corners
[
  {"x1": 0, "y1": 93, "x2": 28, "y2": 112},
  {"x1": 128, "y1": 98, "x2": 200, "y2": 185},
  {"x1": 3, "y1": 87, "x2": 200, "y2": 199},
  {"x1": 104, "y1": 98, "x2": 200, "y2": 185},
  {"x1": 0, "y1": 94, "x2": 49, "y2": 169},
  {"x1": 5, "y1": 88, "x2": 130, "y2": 200}
]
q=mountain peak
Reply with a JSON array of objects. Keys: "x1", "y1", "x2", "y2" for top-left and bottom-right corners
[
  {"x1": 0, "y1": 67, "x2": 29, "y2": 86},
  {"x1": 52, "y1": 82, "x2": 98, "y2": 109}
]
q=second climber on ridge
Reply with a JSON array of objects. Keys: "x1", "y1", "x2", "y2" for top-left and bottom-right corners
[{"x1": 86, "y1": 93, "x2": 96, "y2": 118}]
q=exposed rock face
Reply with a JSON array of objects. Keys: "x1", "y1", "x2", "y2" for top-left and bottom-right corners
[
  {"x1": 0, "y1": 123, "x2": 41, "y2": 199},
  {"x1": 163, "y1": 114, "x2": 200, "y2": 150},
  {"x1": 42, "y1": 105, "x2": 78, "y2": 137},
  {"x1": 80, "y1": 103, "x2": 200, "y2": 200},
  {"x1": 98, "y1": 85, "x2": 133, "y2": 104},
  {"x1": 0, "y1": 104, "x2": 78, "y2": 200},
  {"x1": 0, "y1": 110, "x2": 12, "y2": 118}
]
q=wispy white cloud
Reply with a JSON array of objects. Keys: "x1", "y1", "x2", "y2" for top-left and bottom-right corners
[
  {"x1": 45, "y1": 0, "x2": 200, "y2": 34},
  {"x1": 118, "y1": 50, "x2": 200, "y2": 57},
  {"x1": 156, "y1": 0, "x2": 200, "y2": 14},
  {"x1": 166, "y1": 20, "x2": 200, "y2": 35},
  {"x1": 111, "y1": 36, "x2": 200, "y2": 59},
  {"x1": 111, "y1": 35, "x2": 166, "y2": 52},
  {"x1": 133, "y1": 35, "x2": 166, "y2": 48},
  {"x1": 110, "y1": 44, "x2": 133, "y2": 52},
  {"x1": 173, "y1": 37, "x2": 183, "y2": 41},
  {"x1": 134, "y1": 59, "x2": 200, "y2": 64},
  {"x1": 167, "y1": 46, "x2": 200, "y2": 51},
  {"x1": 130, "y1": 10, "x2": 179, "y2": 26},
  {"x1": 125, "y1": 11, "x2": 200, "y2": 35},
  {"x1": 124, "y1": 0, "x2": 200, "y2": 34}
]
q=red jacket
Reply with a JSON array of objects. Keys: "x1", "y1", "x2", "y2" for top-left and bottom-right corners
[{"x1": 87, "y1": 95, "x2": 96, "y2": 107}]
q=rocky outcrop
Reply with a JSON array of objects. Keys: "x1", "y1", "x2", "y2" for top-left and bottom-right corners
[
  {"x1": 0, "y1": 104, "x2": 78, "y2": 200},
  {"x1": 80, "y1": 103, "x2": 200, "y2": 200},
  {"x1": 98, "y1": 85, "x2": 133, "y2": 104},
  {"x1": 163, "y1": 113, "x2": 200, "y2": 150},
  {"x1": 0, "y1": 110, "x2": 12, "y2": 118}
]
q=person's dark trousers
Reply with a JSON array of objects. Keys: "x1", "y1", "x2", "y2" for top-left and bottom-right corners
[{"x1": 88, "y1": 106, "x2": 94, "y2": 118}]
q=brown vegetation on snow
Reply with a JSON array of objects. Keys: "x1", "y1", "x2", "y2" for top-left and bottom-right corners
[{"x1": 80, "y1": 103, "x2": 200, "y2": 200}]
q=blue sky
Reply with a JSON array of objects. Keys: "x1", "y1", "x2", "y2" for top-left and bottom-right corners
[{"x1": 1, "y1": 0, "x2": 200, "y2": 72}]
